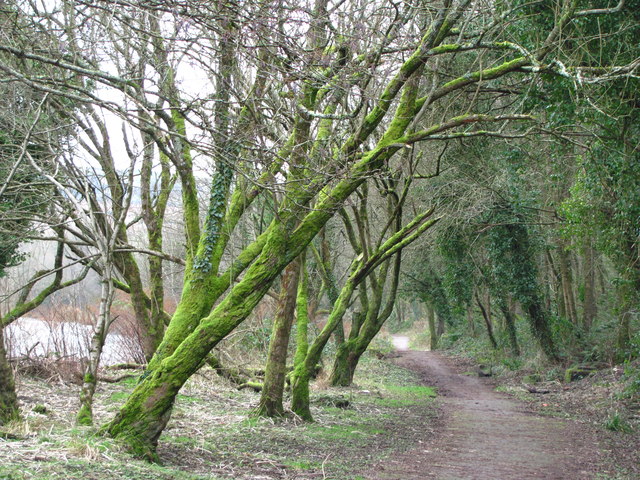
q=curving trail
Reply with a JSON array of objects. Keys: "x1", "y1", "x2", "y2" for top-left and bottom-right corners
[{"x1": 369, "y1": 342, "x2": 605, "y2": 480}]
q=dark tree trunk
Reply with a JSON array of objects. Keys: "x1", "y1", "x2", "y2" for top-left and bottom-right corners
[
  {"x1": 582, "y1": 238, "x2": 597, "y2": 331},
  {"x1": 437, "y1": 313, "x2": 445, "y2": 338},
  {"x1": 427, "y1": 304, "x2": 438, "y2": 350},
  {"x1": 497, "y1": 297, "x2": 520, "y2": 356},
  {"x1": 255, "y1": 260, "x2": 300, "y2": 417},
  {"x1": 0, "y1": 328, "x2": 20, "y2": 425},
  {"x1": 467, "y1": 306, "x2": 476, "y2": 337},
  {"x1": 475, "y1": 293, "x2": 498, "y2": 350},
  {"x1": 329, "y1": 342, "x2": 359, "y2": 387},
  {"x1": 526, "y1": 300, "x2": 559, "y2": 361},
  {"x1": 558, "y1": 239, "x2": 578, "y2": 325},
  {"x1": 290, "y1": 255, "x2": 313, "y2": 421}
]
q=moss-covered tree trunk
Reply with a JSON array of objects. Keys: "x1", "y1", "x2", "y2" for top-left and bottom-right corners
[
  {"x1": 329, "y1": 340, "x2": 358, "y2": 386},
  {"x1": 330, "y1": 246, "x2": 403, "y2": 387},
  {"x1": 290, "y1": 261, "x2": 359, "y2": 420},
  {"x1": 100, "y1": 0, "x2": 544, "y2": 453},
  {"x1": 328, "y1": 201, "x2": 439, "y2": 386},
  {"x1": 0, "y1": 328, "x2": 19, "y2": 425},
  {"x1": 255, "y1": 259, "x2": 300, "y2": 417},
  {"x1": 290, "y1": 254, "x2": 312, "y2": 421}
]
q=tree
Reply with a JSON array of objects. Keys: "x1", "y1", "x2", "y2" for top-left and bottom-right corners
[
  {"x1": 0, "y1": 2, "x2": 82, "y2": 424},
  {"x1": 1, "y1": 0, "x2": 635, "y2": 458},
  {"x1": 103, "y1": 0, "x2": 638, "y2": 456}
]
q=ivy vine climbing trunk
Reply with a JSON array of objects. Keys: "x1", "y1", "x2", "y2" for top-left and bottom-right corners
[
  {"x1": 496, "y1": 295, "x2": 520, "y2": 356},
  {"x1": 99, "y1": 0, "x2": 592, "y2": 457}
]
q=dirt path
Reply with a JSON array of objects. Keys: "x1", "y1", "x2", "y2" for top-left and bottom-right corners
[{"x1": 369, "y1": 345, "x2": 607, "y2": 480}]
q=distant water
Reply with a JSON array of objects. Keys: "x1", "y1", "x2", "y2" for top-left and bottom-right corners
[
  {"x1": 4, "y1": 317, "x2": 138, "y2": 365},
  {"x1": 391, "y1": 335, "x2": 410, "y2": 351}
]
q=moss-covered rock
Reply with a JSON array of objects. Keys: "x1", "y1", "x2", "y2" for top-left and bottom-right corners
[{"x1": 564, "y1": 366, "x2": 596, "y2": 383}]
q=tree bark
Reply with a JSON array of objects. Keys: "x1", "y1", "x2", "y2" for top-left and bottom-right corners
[
  {"x1": 557, "y1": 238, "x2": 578, "y2": 324},
  {"x1": 616, "y1": 276, "x2": 636, "y2": 355},
  {"x1": 77, "y1": 269, "x2": 115, "y2": 426},
  {"x1": 526, "y1": 300, "x2": 559, "y2": 362},
  {"x1": 0, "y1": 328, "x2": 20, "y2": 425},
  {"x1": 475, "y1": 292, "x2": 498, "y2": 350},
  {"x1": 427, "y1": 304, "x2": 438, "y2": 350},
  {"x1": 290, "y1": 260, "x2": 359, "y2": 418},
  {"x1": 582, "y1": 237, "x2": 597, "y2": 331},
  {"x1": 497, "y1": 296, "x2": 520, "y2": 356},
  {"x1": 546, "y1": 249, "x2": 565, "y2": 319},
  {"x1": 290, "y1": 254, "x2": 312, "y2": 421},
  {"x1": 254, "y1": 259, "x2": 300, "y2": 417},
  {"x1": 437, "y1": 312, "x2": 445, "y2": 338}
]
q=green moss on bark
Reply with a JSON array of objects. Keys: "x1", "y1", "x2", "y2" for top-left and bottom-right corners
[
  {"x1": 76, "y1": 404, "x2": 93, "y2": 426},
  {"x1": 291, "y1": 256, "x2": 313, "y2": 421}
]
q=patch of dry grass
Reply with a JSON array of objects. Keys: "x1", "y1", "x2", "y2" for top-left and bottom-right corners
[{"x1": 1, "y1": 354, "x2": 438, "y2": 480}]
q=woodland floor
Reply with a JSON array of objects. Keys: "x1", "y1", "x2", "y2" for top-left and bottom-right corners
[{"x1": 1, "y1": 343, "x2": 638, "y2": 480}]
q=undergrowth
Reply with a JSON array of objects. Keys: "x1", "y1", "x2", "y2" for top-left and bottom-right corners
[{"x1": 0, "y1": 352, "x2": 437, "y2": 480}]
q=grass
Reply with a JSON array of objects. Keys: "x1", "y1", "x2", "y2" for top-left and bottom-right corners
[
  {"x1": 605, "y1": 412, "x2": 633, "y2": 433},
  {"x1": 0, "y1": 458, "x2": 214, "y2": 480},
  {"x1": 376, "y1": 385, "x2": 437, "y2": 407},
  {"x1": 1, "y1": 353, "x2": 437, "y2": 480}
]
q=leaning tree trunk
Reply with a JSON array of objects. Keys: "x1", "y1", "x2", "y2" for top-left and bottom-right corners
[
  {"x1": 254, "y1": 260, "x2": 300, "y2": 417},
  {"x1": 102, "y1": 219, "x2": 323, "y2": 459},
  {"x1": 0, "y1": 328, "x2": 20, "y2": 425},
  {"x1": 475, "y1": 292, "x2": 498, "y2": 350}
]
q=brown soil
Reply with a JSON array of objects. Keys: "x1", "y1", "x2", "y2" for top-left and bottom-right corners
[{"x1": 367, "y1": 349, "x2": 615, "y2": 480}]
